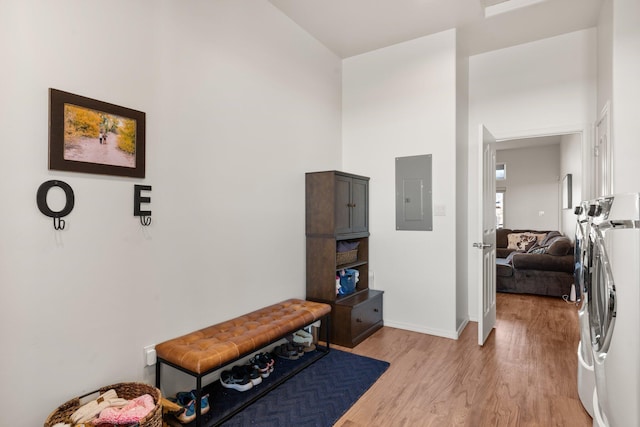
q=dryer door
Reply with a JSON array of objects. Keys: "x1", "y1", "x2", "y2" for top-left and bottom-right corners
[
  {"x1": 589, "y1": 228, "x2": 617, "y2": 355},
  {"x1": 575, "y1": 220, "x2": 591, "y2": 304},
  {"x1": 578, "y1": 229, "x2": 594, "y2": 367}
]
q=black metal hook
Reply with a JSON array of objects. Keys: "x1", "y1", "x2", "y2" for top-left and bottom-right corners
[
  {"x1": 53, "y1": 217, "x2": 66, "y2": 230},
  {"x1": 140, "y1": 216, "x2": 152, "y2": 226}
]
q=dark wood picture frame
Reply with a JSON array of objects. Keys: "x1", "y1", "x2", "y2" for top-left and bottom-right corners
[{"x1": 49, "y1": 88, "x2": 145, "y2": 178}]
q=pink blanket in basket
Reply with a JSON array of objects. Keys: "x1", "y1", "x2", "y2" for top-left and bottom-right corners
[{"x1": 92, "y1": 394, "x2": 155, "y2": 425}]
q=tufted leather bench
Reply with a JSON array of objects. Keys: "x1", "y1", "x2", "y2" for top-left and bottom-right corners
[{"x1": 155, "y1": 299, "x2": 331, "y2": 426}]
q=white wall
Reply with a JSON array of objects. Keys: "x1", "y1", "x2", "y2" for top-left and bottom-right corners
[
  {"x1": 611, "y1": 0, "x2": 640, "y2": 193},
  {"x1": 0, "y1": 1, "x2": 342, "y2": 425},
  {"x1": 343, "y1": 30, "x2": 459, "y2": 338},
  {"x1": 468, "y1": 29, "x2": 597, "y2": 138},
  {"x1": 595, "y1": 0, "x2": 640, "y2": 195},
  {"x1": 597, "y1": 0, "x2": 613, "y2": 115},
  {"x1": 560, "y1": 133, "x2": 583, "y2": 238},
  {"x1": 496, "y1": 144, "x2": 561, "y2": 231},
  {"x1": 467, "y1": 29, "x2": 597, "y2": 320},
  {"x1": 455, "y1": 37, "x2": 470, "y2": 332}
]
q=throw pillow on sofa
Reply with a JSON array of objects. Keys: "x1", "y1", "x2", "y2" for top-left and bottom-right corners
[{"x1": 507, "y1": 233, "x2": 538, "y2": 252}]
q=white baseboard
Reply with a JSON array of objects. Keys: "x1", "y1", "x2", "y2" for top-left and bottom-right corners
[
  {"x1": 456, "y1": 318, "x2": 469, "y2": 338},
  {"x1": 384, "y1": 320, "x2": 459, "y2": 340}
]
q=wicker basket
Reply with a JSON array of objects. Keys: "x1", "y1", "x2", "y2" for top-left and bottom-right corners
[
  {"x1": 336, "y1": 249, "x2": 358, "y2": 265},
  {"x1": 44, "y1": 382, "x2": 162, "y2": 427}
]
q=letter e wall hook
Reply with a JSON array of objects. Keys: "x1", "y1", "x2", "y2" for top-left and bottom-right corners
[{"x1": 134, "y1": 184, "x2": 152, "y2": 226}]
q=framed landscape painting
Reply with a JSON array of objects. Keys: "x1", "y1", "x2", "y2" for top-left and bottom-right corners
[{"x1": 49, "y1": 88, "x2": 146, "y2": 178}]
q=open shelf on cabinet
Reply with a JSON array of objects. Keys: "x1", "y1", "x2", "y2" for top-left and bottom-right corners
[{"x1": 336, "y1": 260, "x2": 368, "y2": 270}]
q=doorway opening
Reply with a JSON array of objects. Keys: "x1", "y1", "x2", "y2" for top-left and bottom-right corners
[
  {"x1": 494, "y1": 132, "x2": 583, "y2": 237},
  {"x1": 477, "y1": 126, "x2": 591, "y2": 344}
]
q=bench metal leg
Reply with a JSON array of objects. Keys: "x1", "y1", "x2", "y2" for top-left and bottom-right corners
[
  {"x1": 155, "y1": 360, "x2": 161, "y2": 388},
  {"x1": 195, "y1": 376, "x2": 202, "y2": 427}
]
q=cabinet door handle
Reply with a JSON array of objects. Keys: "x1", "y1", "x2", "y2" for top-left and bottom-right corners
[
  {"x1": 356, "y1": 318, "x2": 362, "y2": 323},
  {"x1": 347, "y1": 203, "x2": 356, "y2": 208},
  {"x1": 373, "y1": 308, "x2": 379, "y2": 313}
]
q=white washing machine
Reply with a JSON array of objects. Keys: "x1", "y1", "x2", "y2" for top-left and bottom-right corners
[
  {"x1": 588, "y1": 193, "x2": 640, "y2": 427},
  {"x1": 575, "y1": 200, "x2": 595, "y2": 417}
]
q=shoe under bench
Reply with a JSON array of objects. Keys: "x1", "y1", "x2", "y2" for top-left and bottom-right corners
[{"x1": 155, "y1": 298, "x2": 331, "y2": 427}]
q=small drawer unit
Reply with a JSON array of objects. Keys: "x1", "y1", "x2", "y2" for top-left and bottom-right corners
[{"x1": 332, "y1": 289, "x2": 384, "y2": 348}]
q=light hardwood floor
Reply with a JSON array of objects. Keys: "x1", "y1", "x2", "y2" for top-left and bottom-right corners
[{"x1": 333, "y1": 292, "x2": 592, "y2": 427}]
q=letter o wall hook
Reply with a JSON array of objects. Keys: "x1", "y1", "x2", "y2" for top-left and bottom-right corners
[{"x1": 37, "y1": 180, "x2": 75, "y2": 230}]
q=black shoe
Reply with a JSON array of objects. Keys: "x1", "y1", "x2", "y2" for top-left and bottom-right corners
[
  {"x1": 249, "y1": 355, "x2": 270, "y2": 378},
  {"x1": 220, "y1": 369, "x2": 253, "y2": 392},
  {"x1": 274, "y1": 343, "x2": 300, "y2": 360},
  {"x1": 233, "y1": 365, "x2": 262, "y2": 386}
]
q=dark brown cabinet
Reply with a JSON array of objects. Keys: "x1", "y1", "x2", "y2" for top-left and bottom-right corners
[
  {"x1": 334, "y1": 174, "x2": 368, "y2": 235},
  {"x1": 305, "y1": 171, "x2": 383, "y2": 348},
  {"x1": 306, "y1": 171, "x2": 369, "y2": 238}
]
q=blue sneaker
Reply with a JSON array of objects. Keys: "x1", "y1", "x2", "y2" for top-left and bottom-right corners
[
  {"x1": 187, "y1": 390, "x2": 210, "y2": 415},
  {"x1": 169, "y1": 394, "x2": 195, "y2": 424},
  {"x1": 172, "y1": 390, "x2": 210, "y2": 423}
]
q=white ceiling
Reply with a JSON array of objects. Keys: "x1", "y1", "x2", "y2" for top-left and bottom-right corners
[{"x1": 268, "y1": 0, "x2": 603, "y2": 58}]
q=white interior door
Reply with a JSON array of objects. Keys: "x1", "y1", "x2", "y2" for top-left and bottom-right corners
[{"x1": 477, "y1": 125, "x2": 497, "y2": 345}]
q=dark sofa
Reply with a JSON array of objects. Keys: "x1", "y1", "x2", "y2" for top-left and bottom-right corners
[{"x1": 496, "y1": 229, "x2": 574, "y2": 298}]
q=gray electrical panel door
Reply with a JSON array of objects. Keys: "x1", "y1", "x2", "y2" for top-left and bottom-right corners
[{"x1": 395, "y1": 154, "x2": 432, "y2": 231}]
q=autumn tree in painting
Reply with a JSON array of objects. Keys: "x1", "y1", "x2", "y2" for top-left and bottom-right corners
[
  {"x1": 64, "y1": 105, "x2": 101, "y2": 139},
  {"x1": 117, "y1": 119, "x2": 136, "y2": 154}
]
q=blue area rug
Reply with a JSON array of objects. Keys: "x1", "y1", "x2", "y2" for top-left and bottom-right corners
[{"x1": 221, "y1": 349, "x2": 389, "y2": 427}]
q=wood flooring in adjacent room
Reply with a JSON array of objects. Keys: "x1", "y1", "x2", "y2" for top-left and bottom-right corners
[{"x1": 333, "y1": 292, "x2": 592, "y2": 427}]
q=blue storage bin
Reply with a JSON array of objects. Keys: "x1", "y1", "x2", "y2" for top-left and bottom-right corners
[{"x1": 339, "y1": 269, "x2": 358, "y2": 295}]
